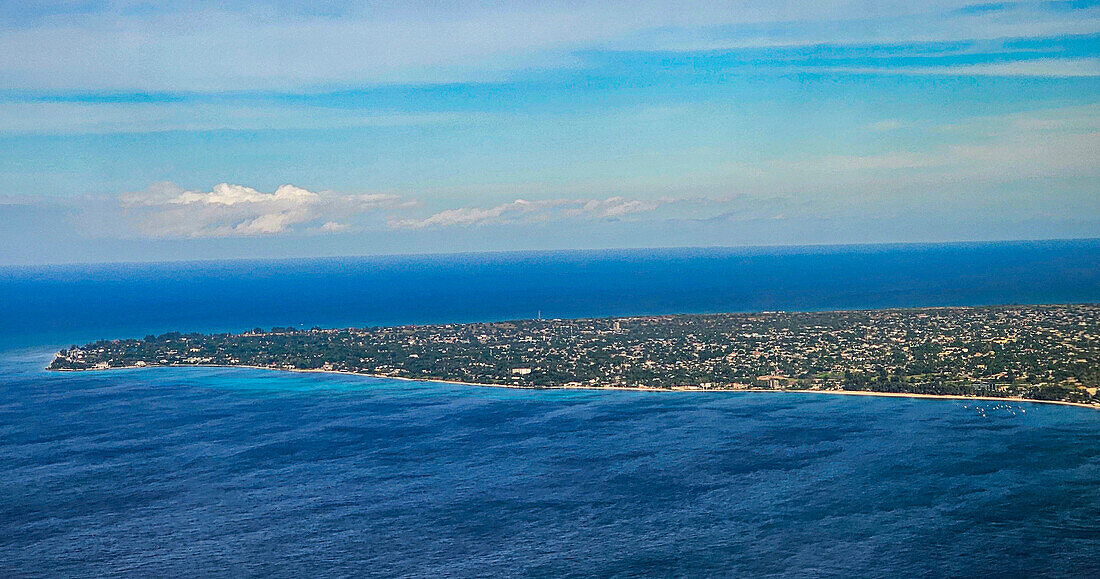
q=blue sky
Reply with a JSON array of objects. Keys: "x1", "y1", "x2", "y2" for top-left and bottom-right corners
[{"x1": 1, "y1": 1, "x2": 1098, "y2": 264}]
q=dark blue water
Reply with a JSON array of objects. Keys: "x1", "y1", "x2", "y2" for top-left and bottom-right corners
[
  {"x1": 3, "y1": 239, "x2": 1098, "y2": 349},
  {"x1": 2, "y1": 241, "x2": 1099, "y2": 576}
]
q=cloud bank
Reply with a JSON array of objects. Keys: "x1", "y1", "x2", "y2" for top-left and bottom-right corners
[
  {"x1": 112, "y1": 183, "x2": 785, "y2": 238},
  {"x1": 388, "y1": 197, "x2": 661, "y2": 229},
  {"x1": 101, "y1": 100, "x2": 1099, "y2": 240},
  {"x1": 119, "y1": 182, "x2": 407, "y2": 237}
]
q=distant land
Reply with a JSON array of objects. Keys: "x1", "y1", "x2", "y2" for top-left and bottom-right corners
[{"x1": 49, "y1": 304, "x2": 1099, "y2": 407}]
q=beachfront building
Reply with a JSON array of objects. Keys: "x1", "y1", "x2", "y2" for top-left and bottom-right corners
[{"x1": 757, "y1": 375, "x2": 793, "y2": 389}]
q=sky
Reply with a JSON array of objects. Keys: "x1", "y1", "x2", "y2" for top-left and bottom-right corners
[{"x1": 1, "y1": 0, "x2": 1098, "y2": 265}]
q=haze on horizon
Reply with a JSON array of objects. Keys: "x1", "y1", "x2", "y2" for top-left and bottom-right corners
[{"x1": 1, "y1": 0, "x2": 1098, "y2": 265}]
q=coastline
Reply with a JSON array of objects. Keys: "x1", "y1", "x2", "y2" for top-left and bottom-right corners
[{"x1": 50, "y1": 363, "x2": 1100, "y2": 410}]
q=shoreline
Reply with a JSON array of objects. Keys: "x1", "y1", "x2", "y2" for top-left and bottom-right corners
[{"x1": 50, "y1": 363, "x2": 1100, "y2": 410}]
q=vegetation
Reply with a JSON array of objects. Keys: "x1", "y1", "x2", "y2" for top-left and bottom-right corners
[{"x1": 49, "y1": 305, "x2": 1100, "y2": 405}]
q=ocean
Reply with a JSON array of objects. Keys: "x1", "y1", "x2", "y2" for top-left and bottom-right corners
[{"x1": 1, "y1": 240, "x2": 1099, "y2": 576}]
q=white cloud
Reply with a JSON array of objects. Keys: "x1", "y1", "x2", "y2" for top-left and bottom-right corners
[
  {"x1": 391, "y1": 199, "x2": 554, "y2": 229},
  {"x1": 389, "y1": 196, "x2": 663, "y2": 229},
  {"x1": 173, "y1": 183, "x2": 318, "y2": 206},
  {"x1": 119, "y1": 182, "x2": 405, "y2": 237},
  {"x1": 353, "y1": 193, "x2": 418, "y2": 209},
  {"x1": 577, "y1": 197, "x2": 660, "y2": 218},
  {"x1": 114, "y1": 186, "x2": 704, "y2": 235},
  {"x1": 811, "y1": 58, "x2": 1100, "y2": 78}
]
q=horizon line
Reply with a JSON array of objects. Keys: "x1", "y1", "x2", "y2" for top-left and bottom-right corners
[{"x1": 4, "y1": 236, "x2": 1097, "y2": 269}]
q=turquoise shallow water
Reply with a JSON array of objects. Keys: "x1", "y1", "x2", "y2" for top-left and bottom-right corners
[{"x1": 1, "y1": 242, "x2": 1099, "y2": 576}]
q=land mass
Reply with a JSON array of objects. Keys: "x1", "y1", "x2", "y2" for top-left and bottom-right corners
[{"x1": 49, "y1": 305, "x2": 1100, "y2": 406}]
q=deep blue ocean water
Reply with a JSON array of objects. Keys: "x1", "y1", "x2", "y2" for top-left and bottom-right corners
[{"x1": 2, "y1": 240, "x2": 1099, "y2": 576}]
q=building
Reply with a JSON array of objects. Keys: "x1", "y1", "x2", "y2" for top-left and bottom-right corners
[{"x1": 756, "y1": 375, "x2": 793, "y2": 388}]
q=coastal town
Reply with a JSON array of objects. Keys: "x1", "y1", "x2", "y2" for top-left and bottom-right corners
[{"x1": 50, "y1": 305, "x2": 1100, "y2": 405}]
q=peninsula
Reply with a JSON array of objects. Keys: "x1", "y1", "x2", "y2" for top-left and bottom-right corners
[{"x1": 49, "y1": 305, "x2": 1099, "y2": 406}]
